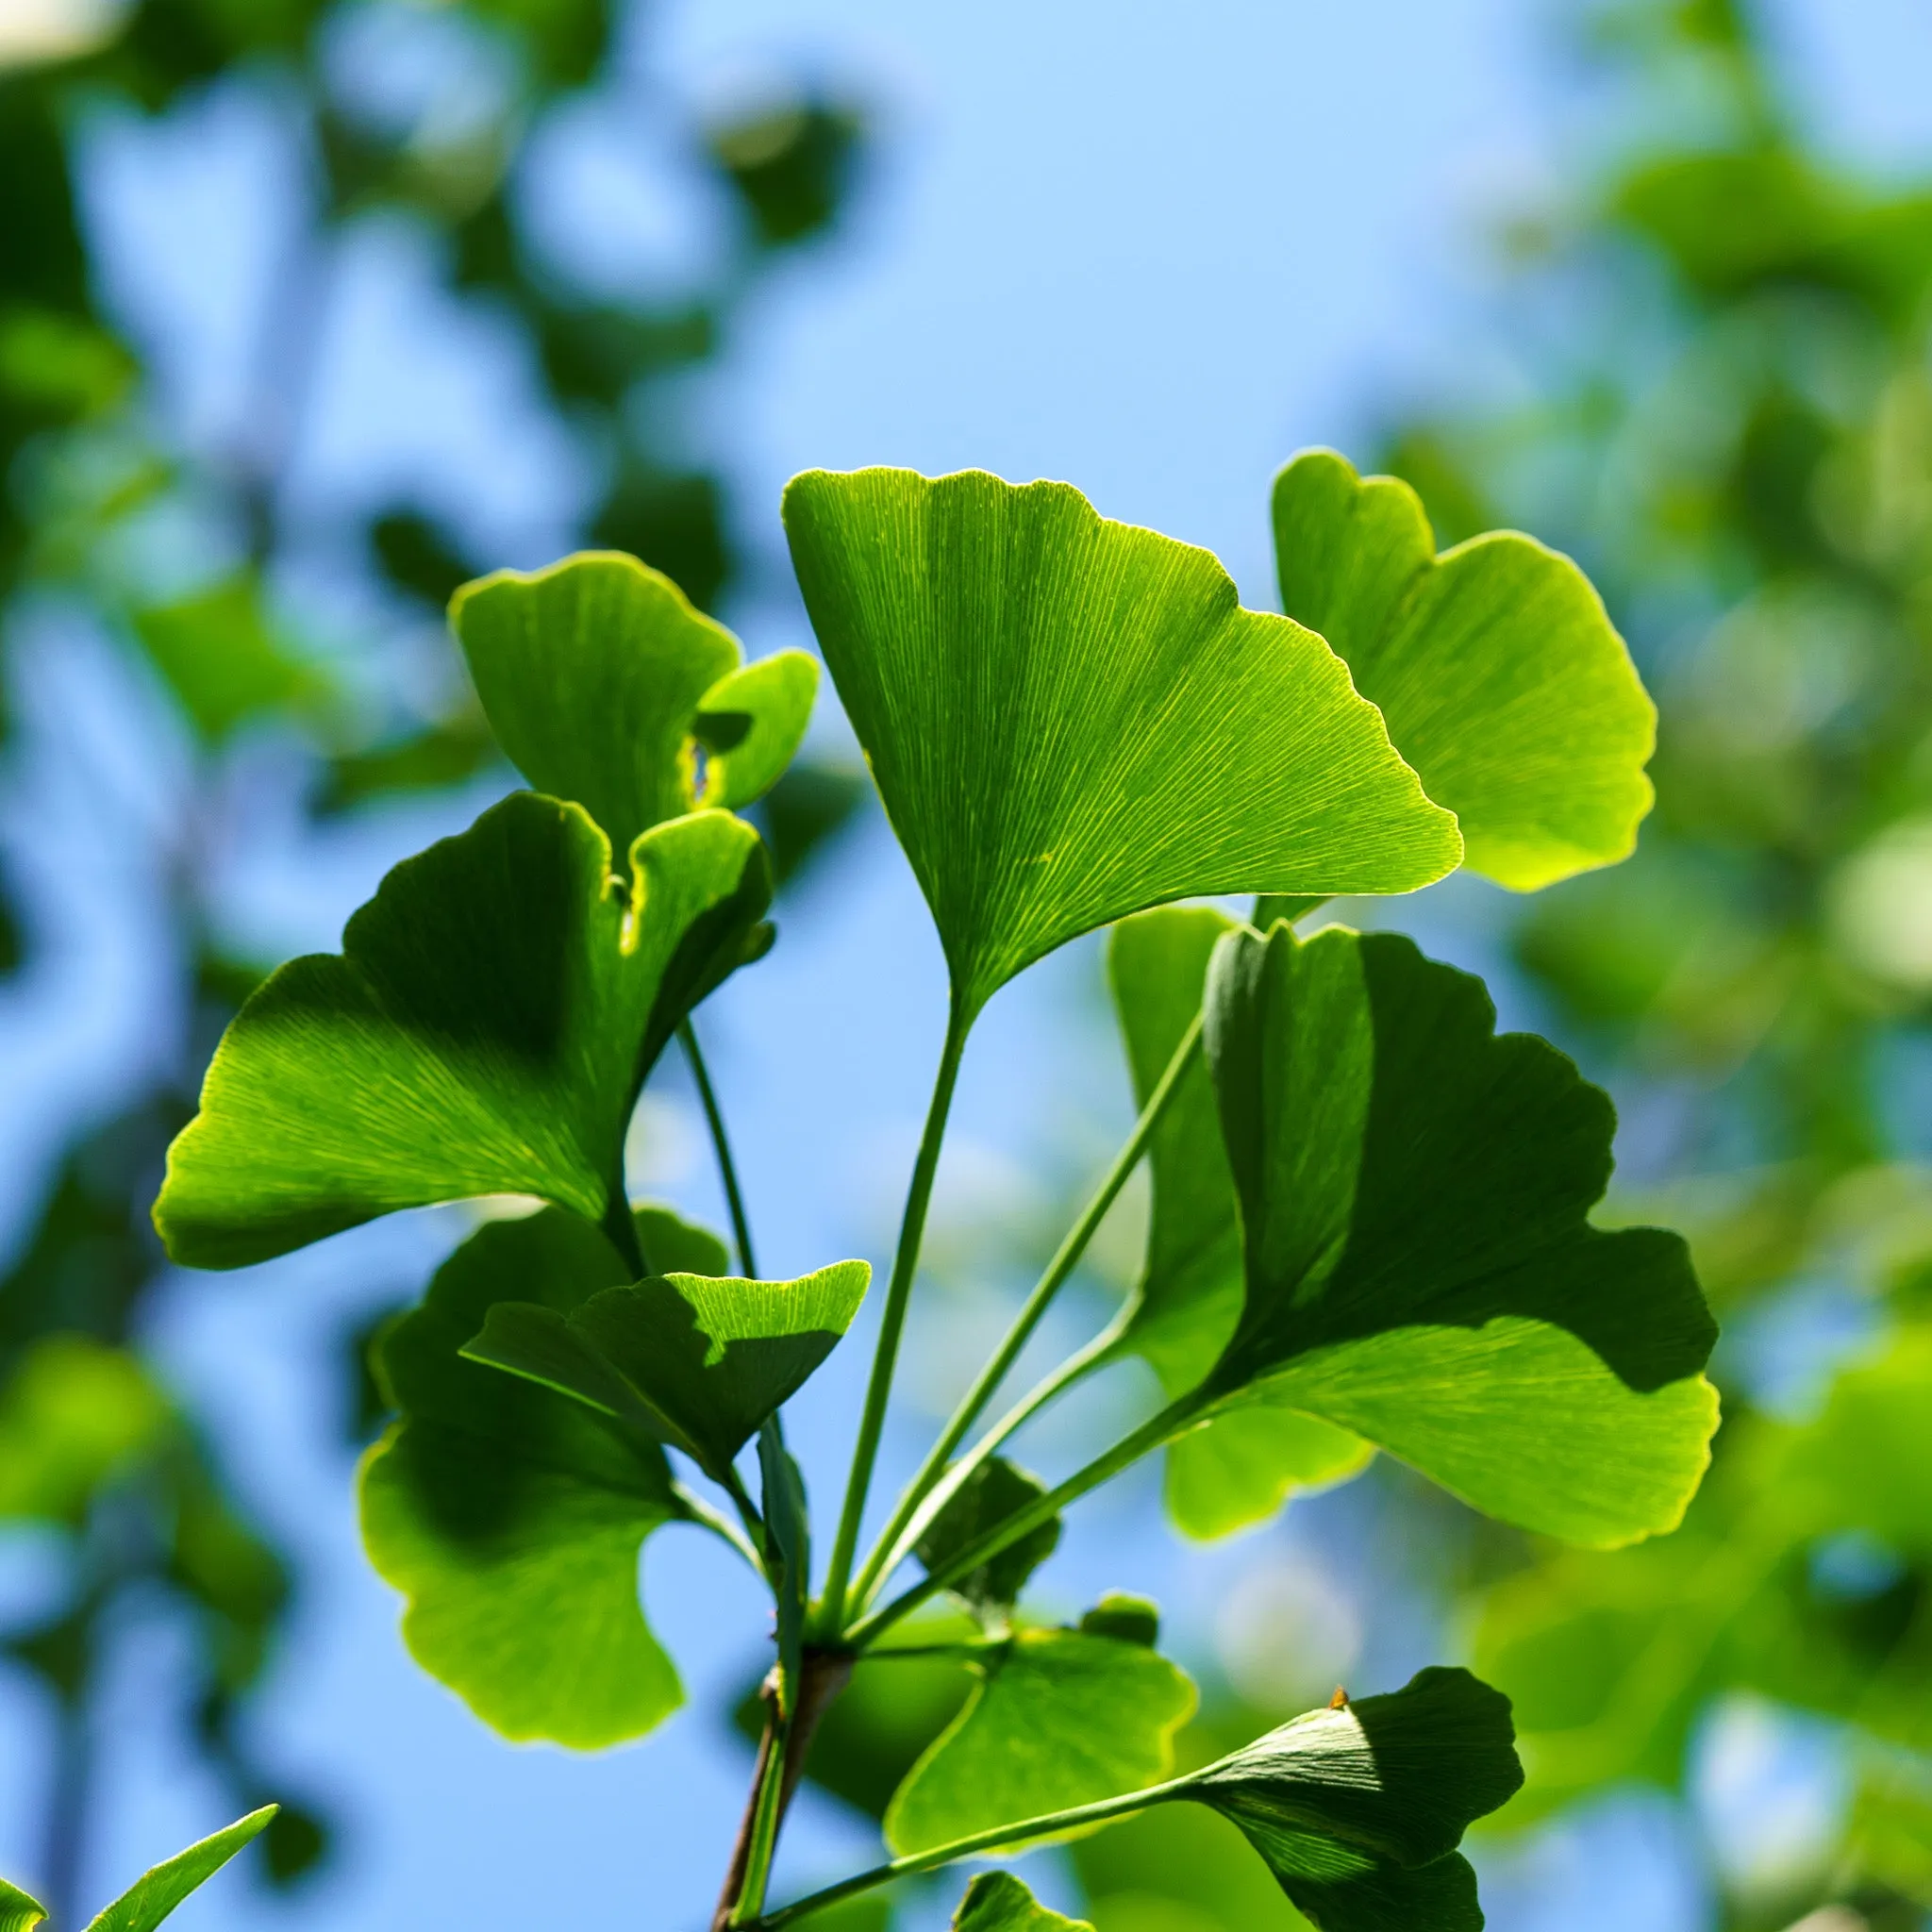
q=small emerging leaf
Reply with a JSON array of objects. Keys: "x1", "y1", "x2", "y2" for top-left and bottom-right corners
[
  {"x1": 452, "y1": 550, "x2": 817, "y2": 858},
  {"x1": 913, "y1": 1457, "x2": 1060, "y2": 1619},
  {"x1": 1274, "y1": 448, "x2": 1655, "y2": 891},
  {"x1": 1183, "y1": 1668, "x2": 1521, "y2": 1932},
  {"x1": 783, "y1": 467, "x2": 1459, "y2": 1018},
  {"x1": 85, "y1": 1806, "x2": 276, "y2": 1932},
  {"x1": 951, "y1": 1873, "x2": 1092, "y2": 1932},
  {"x1": 360, "y1": 1209, "x2": 692, "y2": 1748},
  {"x1": 1107, "y1": 908, "x2": 1371, "y2": 1540},
  {"x1": 463, "y1": 1259, "x2": 871, "y2": 1483},
  {"x1": 156, "y1": 795, "x2": 770, "y2": 1269},
  {"x1": 884, "y1": 1622, "x2": 1196, "y2": 1856}
]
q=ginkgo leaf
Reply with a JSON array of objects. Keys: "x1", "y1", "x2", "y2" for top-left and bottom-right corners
[
  {"x1": 0, "y1": 1880, "x2": 42, "y2": 1932},
  {"x1": 84, "y1": 1806, "x2": 276, "y2": 1932},
  {"x1": 1189, "y1": 922, "x2": 1719, "y2": 1546},
  {"x1": 884, "y1": 1623, "x2": 1196, "y2": 1856},
  {"x1": 1273, "y1": 448, "x2": 1655, "y2": 891},
  {"x1": 951, "y1": 1873, "x2": 1092, "y2": 1932},
  {"x1": 462, "y1": 1257, "x2": 872, "y2": 1483},
  {"x1": 1105, "y1": 908, "x2": 1371, "y2": 1540},
  {"x1": 155, "y1": 794, "x2": 770, "y2": 1270},
  {"x1": 913, "y1": 1457, "x2": 1060, "y2": 1620},
  {"x1": 452, "y1": 549, "x2": 818, "y2": 858},
  {"x1": 1179, "y1": 1668, "x2": 1520, "y2": 1932},
  {"x1": 782, "y1": 467, "x2": 1459, "y2": 1018},
  {"x1": 359, "y1": 1208, "x2": 691, "y2": 1748}
]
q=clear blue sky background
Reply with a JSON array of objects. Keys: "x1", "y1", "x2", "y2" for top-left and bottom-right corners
[{"x1": 0, "y1": 2, "x2": 1928, "y2": 1928}]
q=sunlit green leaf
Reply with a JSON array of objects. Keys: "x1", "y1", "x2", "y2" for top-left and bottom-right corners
[
  {"x1": 1273, "y1": 448, "x2": 1655, "y2": 891},
  {"x1": 782, "y1": 467, "x2": 1460, "y2": 1017},
  {"x1": 1178, "y1": 1669, "x2": 1520, "y2": 1932},
  {"x1": 1106, "y1": 908, "x2": 1371, "y2": 1541},
  {"x1": 1186, "y1": 921, "x2": 1718, "y2": 1546},
  {"x1": 0, "y1": 1337, "x2": 173, "y2": 1524},
  {"x1": 155, "y1": 794, "x2": 770, "y2": 1269},
  {"x1": 451, "y1": 550, "x2": 816, "y2": 858},
  {"x1": 884, "y1": 1624, "x2": 1196, "y2": 1856},
  {"x1": 913, "y1": 1457, "x2": 1060, "y2": 1620},
  {"x1": 132, "y1": 576, "x2": 326, "y2": 745},
  {"x1": 359, "y1": 1208, "x2": 690, "y2": 1748},
  {"x1": 0, "y1": 1879, "x2": 43, "y2": 1932},
  {"x1": 462, "y1": 1258, "x2": 871, "y2": 1483},
  {"x1": 952, "y1": 1872, "x2": 1092, "y2": 1932},
  {"x1": 84, "y1": 1806, "x2": 275, "y2": 1932}
]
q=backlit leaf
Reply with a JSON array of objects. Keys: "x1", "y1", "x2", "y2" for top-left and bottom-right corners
[
  {"x1": 1105, "y1": 908, "x2": 1371, "y2": 1540},
  {"x1": 0, "y1": 1880, "x2": 43, "y2": 1932},
  {"x1": 359, "y1": 1209, "x2": 690, "y2": 1748},
  {"x1": 782, "y1": 467, "x2": 1459, "y2": 1017},
  {"x1": 1179, "y1": 1668, "x2": 1520, "y2": 1932},
  {"x1": 952, "y1": 1873, "x2": 1092, "y2": 1932},
  {"x1": 1189, "y1": 922, "x2": 1719, "y2": 1546},
  {"x1": 155, "y1": 794, "x2": 770, "y2": 1269},
  {"x1": 451, "y1": 550, "x2": 816, "y2": 859},
  {"x1": 1274, "y1": 448, "x2": 1655, "y2": 891},
  {"x1": 0, "y1": 1337, "x2": 172, "y2": 1525},
  {"x1": 462, "y1": 1258, "x2": 871, "y2": 1483},
  {"x1": 913, "y1": 1457, "x2": 1060, "y2": 1620},
  {"x1": 884, "y1": 1623, "x2": 1196, "y2": 1856},
  {"x1": 84, "y1": 1806, "x2": 275, "y2": 1932}
]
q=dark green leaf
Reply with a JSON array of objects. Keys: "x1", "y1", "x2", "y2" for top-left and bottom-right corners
[
  {"x1": 1105, "y1": 908, "x2": 1371, "y2": 1541},
  {"x1": 155, "y1": 794, "x2": 770, "y2": 1269},
  {"x1": 359, "y1": 1209, "x2": 690, "y2": 1747},
  {"x1": 1186, "y1": 922, "x2": 1718, "y2": 1545},
  {"x1": 913, "y1": 1457, "x2": 1060, "y2": 1619},
  {"x1": 1273, "y1": 448, "x2": 1655, "y2": 891},
  {"x1": 782, "y1": 467, "x2": 1460, "y2": 1018},
  {"x1": 755, "y1": 758, "x2": 870, "y2": 891},
  {"x1": 884, "y1": 1624, "x2": 1196, "y2": 1856},
  {"x1": 708, "y1": 96, "x2": 865, "y2": 249},
  {"x1": 1076, "y1": 1593, "x2": 1158, "y2": 1647},
  {"x1": 83, "y1": 1806, "x2": 276, "y2": 1932},
  {"x1": 759, "y1": 1424, "x2": 810, "y2": 1707},
  {"x1": 450, "y1": 550, "x2": 816, "y2": 859},
  {"x1": 951, "y1": 1872, "x2": 1092, "y2": 1932},
  {"x1": 461, "y1": 1257, "x2": 871, "y2": 1482},
  {"x1": 1181, "y1": 1669, "x2": 1520, "y2": 1932}
]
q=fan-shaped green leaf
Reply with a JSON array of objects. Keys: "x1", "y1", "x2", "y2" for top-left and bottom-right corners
[
  {"x1": 952, "y1": 1873, "x2": 1092, "y2": 1932},
  {"x1": 359, "y1": 1208, "x2": 691, "y2": 1748},
  {"x1": 0, "y1": 1880, "x2": 43, "y2": 1932},
  {"x1": 451, "y1": 550, "x2": 817, "y2": 858},
  {"x1": 155, "y1": 794, "x2": 770, "y2": 1269},
  {"x1": 782, "y1": 467, "x2": 1460, "y2": 1018},
  {"x1": 913, "y1": 1457, "x2": 1060, "y2": 1621},
  {"x1": 1105, "y1": 908, "x2": 1371, "y2": 1541},
  {"x1": 1179, "y1": 1668, "x2": 1520, "y2": 1932},
  {"x1": 462, "y1": 1258, "x2": 871, "y2": 1483},
  {"x1": 1273, "y1": 448, "x2": 1655, "y2": 891},
  {"x1": 84, "y1": 1806, "x2": 276, "y2": 1932},
  {"x1": 1192, "y1": 922, "x2": 1718, "y2": 1546},
  {"x1": 884, "y1": 1623, "x2": 1197, "y2": 1856}
]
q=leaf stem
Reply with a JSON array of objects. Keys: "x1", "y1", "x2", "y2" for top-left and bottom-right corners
[
  {"x1": 681, "y1": 1019, "x2": 759, "y2": 1278},
  {"x1": 746, "y1": 1768, "x2": 1199, "y2": 1928},
  {"x1": 848, "y1": 1015, "x2": 1203, "y2": 1612},
  {"x1": 817, "y1": 1004, "x2": 971, "y2": 1638},
  {"x1": 843, "y1": 1394, "x2": 1198, "y2": 1653}
]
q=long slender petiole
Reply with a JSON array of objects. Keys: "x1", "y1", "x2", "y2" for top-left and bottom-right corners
[
  {"x1": 681, "y1": 1019, "x2": 759, "y2": 1279},
  {"x1": 817, "y1": 1005, "x2": 971, "y2": 1638},
  {"x1": 848, "y1": 1014, "x2": 1204, "y2": 1613},
  {"x1": 745, "y1": 1768, "x2": 1199, "y2": 1928},
  {"x1": 843, "y1": 1394, "x2": 1198, "y2": 1653}
]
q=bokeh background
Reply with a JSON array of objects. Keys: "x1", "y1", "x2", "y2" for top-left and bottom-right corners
[{"x1": 2, "y1": 1, "x2": 1931, "y2": 1928}]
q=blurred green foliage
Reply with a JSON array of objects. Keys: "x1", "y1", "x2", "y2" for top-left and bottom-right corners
[
  {"x1": 0, "y1": 0, "x2": 867, "y2": 1916},
  {"x1": 1372, "y1": 2, "x2": 1932, "y2": 1926}
]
